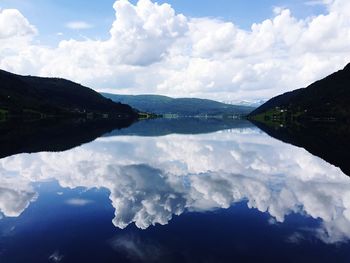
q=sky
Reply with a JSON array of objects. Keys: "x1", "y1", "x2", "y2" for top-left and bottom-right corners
[{"x1": 0, "y1": 0, "x2": 349, "y2": 102}]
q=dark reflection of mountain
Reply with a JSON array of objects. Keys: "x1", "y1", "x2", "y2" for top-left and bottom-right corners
[
  {"x1": 0, "y1": 118, "x2": 253, "y2": 160},
  {"x1": 0, "y1": 118, "x2": 134, "y2": 159},
  {"x1": 253, "y1": 121, "x2": 350, "y2": 176},
  {"x1": 104, "y1": 118, "x2": 254, "y2": 137}
]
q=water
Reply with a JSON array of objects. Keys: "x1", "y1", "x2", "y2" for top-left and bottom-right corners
[{"x1": 0, "y1": 119, "x2": 349, "y2": 263}]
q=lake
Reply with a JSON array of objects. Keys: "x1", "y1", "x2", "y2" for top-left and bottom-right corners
[{"x1": 0, "y1": 119, "x2": 350, "y2": 263}]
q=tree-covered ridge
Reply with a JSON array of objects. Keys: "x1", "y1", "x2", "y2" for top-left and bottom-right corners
[
  {"x1": 249, "y1": 63, "x2": 350, "y2": 123},
  {"x1": 102, "y1": 93, "x2": 255, "y2": 117},
  {"x1": 0, "y1": 69, "x2": 137, "y2": 119}
]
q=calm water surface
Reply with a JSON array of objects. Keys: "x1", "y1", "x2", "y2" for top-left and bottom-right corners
[{"x1": 0, "y1": 119, "x2": 350, "y2": 263}]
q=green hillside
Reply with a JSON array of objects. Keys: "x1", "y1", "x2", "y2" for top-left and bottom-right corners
[
  {"x1": 102, "y1": 93, "x2": 255, "y2": 117},
  {"x1": 0, "y1": 70, "x2": 137, "y2": 120},
  {"x1": 249, "y1": 63, "x2": 350, "y2": 123}
]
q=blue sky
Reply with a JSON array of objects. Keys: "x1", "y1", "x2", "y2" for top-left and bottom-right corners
[{"x1": 0, "y1": 0, "x2": 326, "y2": 45}]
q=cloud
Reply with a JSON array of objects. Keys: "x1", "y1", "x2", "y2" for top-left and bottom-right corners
[
  {"x1": 110, "y1": 234, "x2": 163, "y2": 261},
  {"x1": 1, "y1": 126, "x2": 350, "y2": 243},
  {"x1": 65, "y1": 198, "x2": 93, "y2": 206},
  {"x1": 108, "y1": 0, "x2": 188, "y2": 66},
  {"x1": 49, "y1": 250, "x2": 64, "y2": 263},
  {"x1": 286, "y1": 232, "x2": 307, "y2": 244},
  {"x1": 0, "y1": 9, "x2": 37, "y2": 39},
  {"x1": 0, "y1": 8, "x2": 38, "y2": 75},
  {"x1": 65, "y1": 21, "x2": 93, "y2": 30},
  {"x1": 0, "y1": 0, "x2": 350, "y2": 101},
  {"x1": 107, "y1": 164, "x2": 186, "y2": 229},
  {"x1": 0, "y1": 175, "x2": 37, "y2": 217}
]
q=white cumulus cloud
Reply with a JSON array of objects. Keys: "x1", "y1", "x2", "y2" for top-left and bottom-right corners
[
  {"x1": 0, "y1": 9, "x2": 37, "y2": 39},
  {"x1": 65, "y1": 21, "x2": 94, "y2": 30},
  {"x1": 0, "y1": 0, "x2": 350, "y2": 101}
]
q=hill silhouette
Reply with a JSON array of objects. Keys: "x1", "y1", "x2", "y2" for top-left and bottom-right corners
[
  {"x1": 250, "y1": 63, "x2": 350, "y2": 122},
  {"x1": 0, "y1": 70, "x2": 137, "y2": 119}
]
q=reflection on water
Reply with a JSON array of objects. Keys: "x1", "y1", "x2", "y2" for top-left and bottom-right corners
[
  {"x1": 0, "y1": 119, "x2": 350, "y2": 262},
  {"x1": 0, "y1": 118, "x2": 134, "y2": 159},
  {"x1": 254, "y1": 121, "x2": 350, "y2": 176}
]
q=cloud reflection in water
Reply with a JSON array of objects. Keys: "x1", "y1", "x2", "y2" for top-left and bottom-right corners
[{"x1": 0, "y1": 128, "x2": 349, "y2": 243}]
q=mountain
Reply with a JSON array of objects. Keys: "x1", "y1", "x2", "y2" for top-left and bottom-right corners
[
  {"x1": 224, "y1": 99, "x2": 266, "y2": 108},
  {"x1": 249, "y1": 63, "x2": 350, "y2": 122},
  {"x1": 0, "y1": 70, "x2": 137, "y2": 119},
  {"x1": 101, "y1": 93, "x2": 255, "y2": 117}
]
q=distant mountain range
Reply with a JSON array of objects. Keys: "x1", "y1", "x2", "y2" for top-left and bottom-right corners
[
  {"x1": 225, "y1": 99, "x2": 266, "y2": 108},
  {"x1": 250, "y1": 63, "x2": 350, "y2": 123},
  {"x1": 0, "y1": 70, "x2": 137, "y2": 120},
  {"x1": 102, "y1": 93, "x2": 255, "y2": 117}
]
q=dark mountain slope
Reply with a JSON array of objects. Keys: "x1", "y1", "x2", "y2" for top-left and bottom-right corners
[
  {"x1": 0, "y1": 70, "x2": 137, "y2": 118},
  {"x1": 250, "y1": 63, "x2": 350, "y2": 122},
  {"x1": 102, "y1": 93, "x2": 255, "y2": 116}
]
